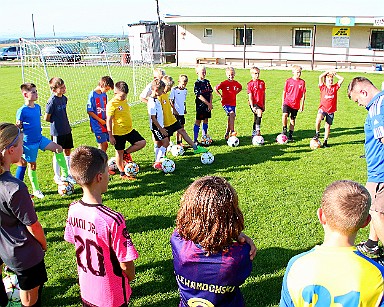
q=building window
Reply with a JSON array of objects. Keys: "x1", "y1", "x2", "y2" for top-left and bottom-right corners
[
  {"x1": 293, "y1": 28, "x2": 312, "y2": 47},
  {"x1": 204, "y1": 28, "x2": 213, "y2": 37},
  {"x1": 370, "y1": 29, "x2": 384, "y2": 50},
  {"x1": 235, "y1": 28, "x2": 253, "y2": 46}
]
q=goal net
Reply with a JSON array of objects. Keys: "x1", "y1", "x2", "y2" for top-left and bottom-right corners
[{"x1": 19, "y1": 36, "x2": 154, "y2": 126}]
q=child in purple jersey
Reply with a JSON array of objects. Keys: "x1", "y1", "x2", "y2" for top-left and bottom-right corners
[
  {"x1": 65, "y1": 146, "x2": 138, "y2": 307},
  {"x1": 171, "y1": 176, "x2": 255, "y2": 307}
]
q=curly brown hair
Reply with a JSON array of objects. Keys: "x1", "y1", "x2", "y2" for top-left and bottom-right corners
[{"x1": 176, "y1": 176, "x2": 244, "y2": 254}]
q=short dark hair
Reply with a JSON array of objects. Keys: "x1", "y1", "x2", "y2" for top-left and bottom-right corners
[
  {"x1": 176, "y1": 176, "x2": 244, "y2": 254},
  {"x1": 115, "y1": 81, "x2": 129, "y2": 94},
  {"x1": 347, "y1": 77, "x2": 375, "y2": 99},
  {"x1": 151, "y1": 79, "x2": 165, "y2": 91},
  {"x1": 20, "y1": 83, "x2": 36, "y2": 92},
  {"x1": 49, "y1": 77, "x2": 65, "y2": 90},
  {"x1": 99, "y1": 76, "x2": 114, "y2": 89},
  {"x1": 70, "y1": 146, "x2": 108, "y2": 186}
]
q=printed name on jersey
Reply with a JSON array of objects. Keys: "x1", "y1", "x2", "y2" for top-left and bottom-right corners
[
  {"x1": 67, "y1": 217, "x2": 97, "y2": 234},
  {"x1": 176, "y1": 274, "x2": 236, "y2": 294}
]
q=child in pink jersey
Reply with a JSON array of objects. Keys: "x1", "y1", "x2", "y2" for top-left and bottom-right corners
[{"x1": 64, "y1": 146, "x2": 138, "y2": 307}]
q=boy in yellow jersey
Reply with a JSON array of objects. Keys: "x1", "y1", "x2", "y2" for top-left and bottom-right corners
[
  {"x1": 280, "y1": 180, "x2": 384, "y2": 307},
  {"x1": 106, "y1": 81, "x2": 146, "y2": 180},
  {"x1": 157, "y1": 76, "x2": 207, "y2": 163}
]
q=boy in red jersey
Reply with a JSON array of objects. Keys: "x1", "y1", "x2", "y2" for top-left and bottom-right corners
[
  {"x1": 247, "y1": 67, "x2": 266, "y2": 137},
  {"x1": 64, "y1": 146, "x2": 138, "y2": 307},
  {"x1": 313, "y1": 71, "x2": 344, "y2": 147},
  {"x1": 282, "y1": 65, "x2": 306, "y2": 142},
  {"x1": 215, "y1": 67, "x2": 242, "y2": 140}
]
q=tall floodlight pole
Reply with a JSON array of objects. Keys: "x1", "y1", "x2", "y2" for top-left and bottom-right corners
[
  {"x1": 32, "y1": 14, "x2": 36, "y2": 42},
  {"x1": 156, "y1": 0, "x2": 165, "y2": 63}
]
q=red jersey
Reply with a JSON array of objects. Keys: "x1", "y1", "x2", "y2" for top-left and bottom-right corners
[
  {"x1": 283, "y1": 78, "x2": 306, "y2": 110},
  {"x1": 216, "y1": 80, "x2": 242, "y2": 106},
  {"x1": 318, "y1": 83, "x2": 340, "y2": 114},
  {"x1": 247, "y1": 79, "x2": 266, "y2": 110},
  {"x1": 64, "y1": 200, "x2": 139, "y2": 307}
]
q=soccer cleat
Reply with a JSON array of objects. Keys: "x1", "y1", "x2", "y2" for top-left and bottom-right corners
[
  {"x1": 123, "y1": 150, "x2": 132, "y2": 163},
  {"x1": 62, "y1": 175, "x2": 76, "y2": 185},
  {"x1": 251, "y1": 130, "x2": 257, "y2": 137},
  {"x1": 230, "y1": 131, "x2": 237, "y2": 137},
  {"x1": 224, "y1": 132, "x2": 229, "y2": 140},
  {"x1": 33, "y1": 190, "x2": 45, "y2": 199},
  {"x1": 323, "y1": 140, "x2": 329, "y2": 148},
  {"x1": 120, "y1": 174, "x2": 136, "y2": 180},
  {"x1": 313, "y1": 133, "x2": 320, "y2": 140},
  {"x1": 288, "y1": 136, "x2": 294, "y2": 142},
  {"x1": 194, "y1": 146, "x2": 208, "y2": 154},
  {"x1": 153, "y1": 162, "x2": 163, "y2": 170},
  {"x1": 356, "y1": 241, "x2": 383, "y2": 256}
]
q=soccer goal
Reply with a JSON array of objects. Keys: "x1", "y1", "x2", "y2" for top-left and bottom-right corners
[{"x1": 20, "y1": 36, "x2": 154, "y2": 126}]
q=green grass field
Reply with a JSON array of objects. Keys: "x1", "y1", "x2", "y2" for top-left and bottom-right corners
[{"x1": 0, "y1": 64, "x2": 383, "y2": 306}]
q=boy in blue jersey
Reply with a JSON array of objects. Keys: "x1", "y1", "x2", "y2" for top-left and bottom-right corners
[
  {"x1": 280, "y1": 180, "x2": 384, "y2": 307},
  {"x1": 44, "y1": 77, "x2": 76, "y2": 185},
  {"x1": 16, "y1": 83, "x2": 70, "y2": 199},
  {"x1": 87, "y1": 76, "x2": 114, "y2": 152},
  {"x1": 348, "y1": 77, "x2": 384, "y2": 257}
]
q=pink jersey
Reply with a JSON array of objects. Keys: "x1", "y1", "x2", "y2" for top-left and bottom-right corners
[
  {"x1": 247, "y1": 79, "x2": 266, "y2": 110},
  {"x1": 319, "y1": 83, "x2": 340, "y2": 114},
  {"x1": 64, "y1": 200, "x2": 138, "y2": 307},
  {"x1": 216, "y1": 80, "x2": 242, "y2": 106},
  {"x1": 283, "y1": 78, "x2": 306, "y2": 110}
]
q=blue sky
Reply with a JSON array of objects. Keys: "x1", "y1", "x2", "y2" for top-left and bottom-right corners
[{"x1": 1, "y1": 0, "x2": 383, "y2": 39}]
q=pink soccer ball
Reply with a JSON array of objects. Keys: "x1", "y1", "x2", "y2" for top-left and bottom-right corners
[{"x1": 276, "y1": 134, "x2": 288, "y2": 144}]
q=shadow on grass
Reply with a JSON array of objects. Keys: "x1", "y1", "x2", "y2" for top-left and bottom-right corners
[
  {"x1": 43, "y1": 276, "x2": 80, "y2": 306},
  {"x1": 127, "y1": 215, "x2": 175, "y2": 234}
]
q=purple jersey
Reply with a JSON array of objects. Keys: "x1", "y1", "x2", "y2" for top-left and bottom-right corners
[
  {"x1": 64, "y1": 200, "x2": 138, "y2": 307},
  {"x1": 170, "y1": 230, "x2": 252, "y2": 307}
]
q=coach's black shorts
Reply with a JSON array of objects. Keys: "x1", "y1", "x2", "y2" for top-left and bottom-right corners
[
  {"x1": 114, "y1": 129, "x2": 145, "y2": 151},
  {"x1": 282, "y1": 104, "x2": 298, "y2": 119},
  {"x1": 165, "y1": 121, "x2": 182, "y2": 137},
  {"x1": 16, "y1": 260, "x2": 48, "y2": 291},
  {"x1": 52, "y1": 133, "x2": 74, "y2": 150},
  {"x1": 175, "y1": 114, "x2": 185, "y2": 126}
]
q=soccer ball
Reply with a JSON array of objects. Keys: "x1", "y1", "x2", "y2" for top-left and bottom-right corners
[
  {"x1": 108, "y1": 157, "x2": 119, "y2": 175},
  {"x1": 201, "y1": 152, "x2": 215, "y2": 164},
  {"x1": 227, "y1": 136, "x2": 239, "y2": 147},
  {"x1": 201, "y1": 135, "x2": 213, "y2": 146},
  {"x1": 171, "y1": 144, "x2": 185, "y2": 157},
  {"x1": 166, "y1": 141, "x2": 175, "y2": 154},
  {"x1": 252, "y1": 135, "x2": 264, "y2": 146},
  {"x1": 58, "y1": 181, "x2": 75, "y2": 196},
  {"x1": 3, "y1": 273, "x2": 20, "y2": 302},
  {"x1": 276, "y1": 134, "x2": 288, "y2": 144},
  {"x1": 310, "y1": 138, "x2": 322, "y2": 150},
  {"x1": 124, "y1": 162, "x2": 140, "y2": 176},
  {"x1": 161, "y1": 158, "x2": 176, "y2": 173}
]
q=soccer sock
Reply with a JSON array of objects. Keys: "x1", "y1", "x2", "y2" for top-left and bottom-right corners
[
  {"x1": 65, "y1": 155, "x2": 71, "y2": 174},
  {"x1": 28, "y1": 168, "x2": 40, "y2": 192},
  {"x1": 193, "y1": 124, "x2": 200, "y2": 142},
  {"x1": 289, "y1": 130, "x2": 294, "y2": 137},
  {"x1": 15, "y1": 166, "x2": 26, "y2": 181},
  {"x1": 366, "y1": 239, "x2": 378, "y2": 248},
  {"x1": 256, "y1": 116, "x2": 262, "y2": 126},
  {"x1": 202, "y1": 123, "x2": 208, "y2": 136},
  {"x1": 52, "y1": 155, "x2": 60, "y2": 179},
  {"x1": 154, "y1": 145, "x2": 160, "y2": 161},
  {"x1": 156, "y1": 146, "x2": 166, "y2": 162},
  {"x1": 55, "y1": 152, "x2": 69, "y2": 178}
]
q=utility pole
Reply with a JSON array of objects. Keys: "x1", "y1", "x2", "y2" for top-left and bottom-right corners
[{"x1": 155, "y1": 0, "x2": 165, "y2": 63}]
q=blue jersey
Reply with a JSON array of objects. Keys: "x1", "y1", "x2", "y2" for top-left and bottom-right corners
[
  {"x1": 16, "y1": 104, "x2": 42, "y2": 145},
  {"x1": 194, "y1": 79, "x2": 213, "y2": 111},
  {"x1": 46, "y1": 94, "x2": 71, "y2": 136},
  {"x1": 87, "y1": 91, "x2": 108, "y2": 134},
  {"x1": 170, "y1": 230, "x2": 252, "y2": 307},
  {"x1": 365, "y1": 91, "x2": 384, "y2": 182},
  {"x1": 280, "y1": 246, "x2": 384, "y2": 307}
]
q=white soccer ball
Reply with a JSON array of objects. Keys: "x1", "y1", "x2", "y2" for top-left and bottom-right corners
[
  {"x1": 227, "y1": 136, "x2": 239, "y2": 147},
  {"x1": 310, "y1": 138, "x2": 322, "y2": 150},
  {"x1": 201, "y1": 135, "x2": 213, "y2": 146},
  {"x1": 276, "y1": 133, "x2": 288, "y2": 144},
  {"x1": 124, "y1": 161, "x2": 140, "y2": 176},
  {"x1": 3, "y1": 273, "x2": 20, "y2": 302},
  {"x1": 252, "y1": 135, "x2": 264, "y2": 146},
  {"x1": 166, "y1": 141, "x2": 175, "y2": 153},
  {"x1": 201, "y1": 152, "x2": 215, "y2": 165},
  {"x1": 161, "y1": 158, "x2": 176, "y2": 173},
  {"x1": 171, "y1": 144, "x2": 185, "y2": 157},
  {"x1": 57, "y1": 181, "x2": 75, "y2": 196}
]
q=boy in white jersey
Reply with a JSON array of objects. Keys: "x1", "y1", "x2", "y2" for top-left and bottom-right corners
[
  {"x1": 64, "y1": 146, "x2": 138, "y2": 307},
  {"x1": 170, "y1": 74, "x2": 188, "y2": 146}
]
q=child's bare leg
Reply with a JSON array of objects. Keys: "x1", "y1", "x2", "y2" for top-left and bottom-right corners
[
  {"x1": 99, "y1": 141, "x2": 108, "y2": 152},
  {"x1": 282, "y1": 113, "x2": 288, "y2": 134},
  {"x1": 125, "y1": 140, "x2": 146, "y2": 154},
  {"x1": 315, "y1": 113, "x2": 323, "y2": 134},
  {"x1": 20, "y1": 285, "x2": 41, "y2": 307},
  {"x1": 289, "y1": 118, "x2": 295, "y2": 132},
  {"x1": 116, "y1": 149, "x2": 125, "y2": 172},
  {"x1": 324, "y1": 122, "x2": 331, "y2": 140},
  {"x1": 228, "y1": 112, "x2": 236, "y2": 133}
]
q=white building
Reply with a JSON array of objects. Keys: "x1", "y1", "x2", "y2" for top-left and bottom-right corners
[{"x1": 164, "y1": 14, "x2": 384, "y2": 69}]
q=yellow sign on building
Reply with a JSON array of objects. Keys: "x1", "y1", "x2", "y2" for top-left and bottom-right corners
[{"x1": 332, "y1": 27, "x2": 350, "y2": 36}]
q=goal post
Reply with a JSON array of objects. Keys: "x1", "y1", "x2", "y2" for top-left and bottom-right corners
[{"x1": 20, "y1": 36, "x2": 154, "y2": 126}]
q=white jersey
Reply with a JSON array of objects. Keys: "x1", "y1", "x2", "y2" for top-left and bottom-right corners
[
  {"x1": 147, "y1": 96, "x2": 164, "y2": 129},
  {"x1": 169, "y1": 86, "x2": 187, "y2": 115}
]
